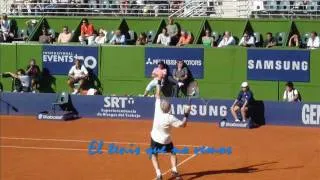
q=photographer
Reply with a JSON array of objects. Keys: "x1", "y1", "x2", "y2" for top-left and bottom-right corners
[{"x1": 2, "y1": 69, "x2": 31, "y2": 92}]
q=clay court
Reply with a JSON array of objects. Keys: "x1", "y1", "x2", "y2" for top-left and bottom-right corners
[{"x1": 0, "y1": 115, "x2": 319, "y2": 180}]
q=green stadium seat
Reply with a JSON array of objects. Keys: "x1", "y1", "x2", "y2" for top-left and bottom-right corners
[
  {"x1": 276, "y1": 32, "x2": 286, "y2": 45},
  {"x1": 147, "y1": 30, "x2": 155, "y2": 44},
  {"x1": 211, "y1": 31, "x2": 220, "y2": 42},
  {"x1": 17, "y1": 29, "x2": 27, "y2": 39},
  {"x1": 301, "y1": 33, "x2": 310, "y2": 45},
  {"x1": 48, "y1": 29, "x2": 56, "y2": 39},
  {"x1": 253, "y1": 32, "x2": 261, "y2": 43}
]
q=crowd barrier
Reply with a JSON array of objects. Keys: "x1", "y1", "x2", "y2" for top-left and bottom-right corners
[{"x1": 0, "y1": 92, "x2": 319, "y2": 127}]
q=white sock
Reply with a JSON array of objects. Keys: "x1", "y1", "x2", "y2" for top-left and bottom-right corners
[
  {"x1": 172, "y1": 167, "x2": 178, "y2": 172},
  {"x1": 156, "y1": 169, "x2": 161, "y2": 176}
]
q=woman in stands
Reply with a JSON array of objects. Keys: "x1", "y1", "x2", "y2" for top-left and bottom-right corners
[{"x1": 288, "y1": 34, "x2": 301, "y2": 48}]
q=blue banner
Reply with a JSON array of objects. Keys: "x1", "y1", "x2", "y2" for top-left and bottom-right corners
[
  {"x1": 42, "y1": 45, "x2": 99, "y2": 75},
  {"x1": 145, "y1": 47, "x2": 204, "y2": 79},
  {"x1": 1, "y1": 93, "x2": 319, "y2": 127},
  {"x1": 247, "y1": 49, "x2": 310, "y2": 82}
]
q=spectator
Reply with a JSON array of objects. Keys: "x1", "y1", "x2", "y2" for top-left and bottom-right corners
[
  {"x1": 239, "y1": 32, "x2": 255, "y2": 47},
  {"x1": 3, "y1": 69, "x2": 31, "y2": 93},
  {"x1": 218, "y1": 31, "x2": 235, "y2": 47},
  {"x1": 68, "y1": 59, "x2": 88, "y2": 94},
  {"x1": 95, "y1": 28, "x2": 107, "y2": 44},
  {"x1": 176, "y1": 30, "x2": 192, "y2": 46},
  {"x1": 156, "y1": 27, "x2": 171, "y2": 46},
  {"x1": 166, "y1": 17, "x2": 178, "y2": 45},
  {"x1": 283, "y1": 81, "x2": 301, "y2": 102},
  {"x1": 264, "y1": 32, "x2": 276, "y2": 48},
  {"x1": 136, "y1": 32, "x2": 147, "y2": 45},
  {"x1": 57, "y1": 26, "x2": 72, "y2": 43},
  {"x1": 170, "y1": 60, "x2": 190, "y2": 97},
  {"x1": 26, "y1": 58, "x2": 40, "y2": 93},
  {"x1": 109, "y1": 30, "x2": 125, "y2": 45},
  {"x1": 307, "y1": 31, "x2": 319, "y2": 49},
  {"x1": 288, "y1": 34, "x2": 300, "y2": 48},
  {"x1": 39, "y1": 27, "x2": 52, "y2": 44},
  {"x1": 79, "y1": 18, "x2": 95, "y2": 45},
  {"x1": 202, "y1": 29, "x2": 214, "y2": 47},
  {"x1": 230, "y1": 82, "x2": 254, "y2": 122},
  {"x1": 0, "y1": 13, "x2": 14, "y2": 42},
  {"x1": 24, "y1": 19, "x2": 38, "y2": 40},
  {"x1": 144, "y1": 61, "x2": 167, "y2": 97}
]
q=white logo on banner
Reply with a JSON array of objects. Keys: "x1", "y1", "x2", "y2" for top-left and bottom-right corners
[
  {"x1": 302, "y1": 104, "x2": 320, "y2": 125},
  {"x1": 97, "y1": 97, "x2": 140, "y2": 119}
]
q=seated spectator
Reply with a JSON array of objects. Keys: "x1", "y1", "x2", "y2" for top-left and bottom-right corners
[
  {"x1": 156, "y1": 27, "x2": 171, "y2": 46},
  {"x1": 136, "y1": 32, "x2": 147, "y2": 45},
  {"x1": 177, "y1": 30, "x2": 192, "y2": 46},
  {"x1": 144, "y1": 61, "x2": 167, "y2": 97},
  {"x1": 170, "y1": 60, "x2": 191, "y2": 97},
  {"x1": 39, "y1": 27, "x2": 52, "y2": 44},
  {"x1": 109, "y1": 30, "x2": 125, "y2": 45},
  {"x1": 239, "y1": 32, "x2": 255, "y2": 47},
  {"x1": 166, "y1": 17, "x2": 179, "y2": 45},
  {"x1": 26, "y1": 58, "x2": 40, "y2": 93},
  {"x1": 283, "y1": 81, "x2": 301, "y2": 102},
  {"x1": 3, "y1": 69, "x2": 31, "y2": 92},
  {"x1": 202, "y1": 29, "x2": 214, "y2": 47},
  {"x1": 230, "y1": 82, "x2": 254, "y2": 122},
  {"x1": 68, "y1": 59, "x2": 88, "y2": 95},
  {"x1": 95, "y1": 28, "x2": 107, "y2": 44},
  {"x1": 57, "y1": 26, "x2": 72, "y2": 43},
  {"x1": 218, "y1": 31, "x2": 235, "y2": 47},
  {"x1": 288, "y1": 34, "x2": 300, "y2": 48},
  {"x1": 24, "y1": 19, "x2": 38, "y2": 40},
  {"x1": 79, "y1": 18, "x2": 95, "y2": 45},
  {"x1": 264, "y1": 32, "x2": 276, "y2": 48},
  {"x1": 0, "y1": 13, "x2": 14, "y2": 42},
  {"x1": 307, "y1": 31, "x2": 319, "y2": 49}
]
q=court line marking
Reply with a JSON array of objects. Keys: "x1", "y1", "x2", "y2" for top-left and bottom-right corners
[
  {"x1": 0, "y1": 145, "x2": 192, "y2": 156},
  {"x1": 151, "y1": 153, "x2": 198, "y2": 180},
  {"x1": 0, "y1": 136, "x2": 204, "y2": 148}
]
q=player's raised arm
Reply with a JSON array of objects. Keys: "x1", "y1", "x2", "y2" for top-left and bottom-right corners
[{"x1": 155, "y1": 82, "x2": 161, "y2": 99}]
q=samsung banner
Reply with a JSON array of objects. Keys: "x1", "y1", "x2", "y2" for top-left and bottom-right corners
[
  {"x1": 42, "y1": 45, "x2": 99, "y2": 75},
  {"x1": 145, "y1": 47, "x2": 204, "y2": 79},
  {"x1": 247, "y1": 49, "x2": 310, "y2": 82},
  {"x1": 0, "y1": 93, "x2": 319, "y2": 127}
]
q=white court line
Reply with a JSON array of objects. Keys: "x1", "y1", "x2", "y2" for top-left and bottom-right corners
[
  {"x1": 0, "y1": 145, "x2": 193, "y2": 156},
  {"x1": 0, "y1": 136, "x2": 204, "y2": 148},
  {"x1": 151, "y1": 153, "x2": 198, "y2": 180}
]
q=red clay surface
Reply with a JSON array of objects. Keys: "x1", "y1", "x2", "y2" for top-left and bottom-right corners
[{"x1": 1, "y1": 115, "x2": 320, "y2": 180}]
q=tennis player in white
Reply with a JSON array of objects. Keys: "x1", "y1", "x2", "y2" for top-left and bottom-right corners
[{"x1": 150, "y1": 82, "x2": 191, "y2": 180}]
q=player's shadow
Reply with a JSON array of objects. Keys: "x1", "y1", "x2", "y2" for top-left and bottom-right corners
[{"x1": 169, "y1": 161, "x2": 303, "y2": 180}]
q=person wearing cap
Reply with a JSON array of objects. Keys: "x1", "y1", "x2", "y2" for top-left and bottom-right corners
[
  {"x1": 230, "y1": 82, "x2": 254, "y2": 122},
  {"x1": 283, "y1": 81, "x2": 301, "y2": 102},
  {"x1": 144, "y1": 61, "x2": 167, "y2": 97}
]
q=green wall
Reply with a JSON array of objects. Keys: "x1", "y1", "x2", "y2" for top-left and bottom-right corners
[{"x1": 1, "y1": 44, "x2": 320, "y2": 102}]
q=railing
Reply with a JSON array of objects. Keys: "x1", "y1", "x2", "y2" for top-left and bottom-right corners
[{"x1": 2, "y1": 0, "x2": 320, "y2": 18}]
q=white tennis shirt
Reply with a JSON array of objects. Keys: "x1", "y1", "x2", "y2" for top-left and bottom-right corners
[
  {"x1": 151, "y1": 99, "x2": 183, "y2": 144},
  {"x1": 68, "y1": 65, "x2": 88, "y2": 79}
]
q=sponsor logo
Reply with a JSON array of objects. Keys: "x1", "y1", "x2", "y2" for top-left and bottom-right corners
[
  {"x1": 223, "y1": 122, "x2": 249, "y2": 128},
  {"x1": 38, "y1": 114, "x2": 63, "y2": 120},
  {"x1": 302, "y1": 104, "x2": 320, "y2": 125},
  {"x1": 247, "y1": 60, "x2": 309, "y2": 71},
  {"x1": 145, "y1": 58, "x2": 202, "y2": 66},
  {"x1": 170, "y1": 104, "x2": 227, "y2": 117},
  {"x1": 103, "y1": 97, "x2": 135, "y2": 109},
  {"x1": 43, "y1": 53, "x2": 98, "y2": 70},
  {"x1": 220, "y1": 120, "x2": 226, "y2": 127}
]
